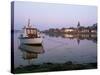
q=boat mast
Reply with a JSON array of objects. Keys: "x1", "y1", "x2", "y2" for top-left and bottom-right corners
[
  {"x1": 23, "y1": 26, "x2": 27, "y2": 37},
  {"x1": 28, "y1": 19, "x2": 30, "y2": 28}
]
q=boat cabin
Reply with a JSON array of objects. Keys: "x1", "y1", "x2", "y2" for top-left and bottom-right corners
[
  {"x1": 26, "y1": 28, "x2": 38, "y2": 38},
  {"x1": 23, "y1": 19, "x2": 40, "y2": 38}
]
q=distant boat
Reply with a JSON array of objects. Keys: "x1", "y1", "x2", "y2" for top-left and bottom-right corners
[{"x1": 19, "y1": 19, "x2": 42, "y2": 45}]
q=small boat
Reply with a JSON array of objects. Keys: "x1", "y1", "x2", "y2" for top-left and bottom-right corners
[{"x1": 20, "y1": 19, "x2": 42, "y2": 45}]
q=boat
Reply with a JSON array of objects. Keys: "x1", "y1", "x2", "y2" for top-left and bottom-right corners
[{"x1": 19, "y1": 19, "x2": 43, "y2": 45}]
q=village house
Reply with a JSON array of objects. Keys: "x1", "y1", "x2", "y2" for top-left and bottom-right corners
[
  {"x1": 91, "y1": 29, "x2": 97, "y2": 33},
  {"x1": 61, "y1": 28, "x2": 76, "y2": 33}
]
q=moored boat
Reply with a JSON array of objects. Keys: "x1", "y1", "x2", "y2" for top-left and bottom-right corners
[{"x1": 19, "y1": 19, "x2": 42, "y2": 45}]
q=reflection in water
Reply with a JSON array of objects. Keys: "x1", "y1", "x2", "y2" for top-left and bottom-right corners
[
  {"x1": 77, "y1": 39, "x2": 80, "y2": 45},
  {"x1": 14, "y1": 32, "x2": 97, "y2": 68},
  {"x1": 45, "y1": 33, "x2": 97, "y2": 44},
  {"x1": 63, "y1": 34, "x2": 97, "y2": 44},
  {"x1": 19, "y1": 44, "x2": 44, "y2": 65}
]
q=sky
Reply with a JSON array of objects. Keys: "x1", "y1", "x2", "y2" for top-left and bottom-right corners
[{"x1": 13, "y1": 1, "x2": 97, "y2": 30}]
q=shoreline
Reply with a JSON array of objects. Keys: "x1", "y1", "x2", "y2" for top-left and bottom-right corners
[{"x1": 14, "y1": 62, "x2": 97, "y2": 74}]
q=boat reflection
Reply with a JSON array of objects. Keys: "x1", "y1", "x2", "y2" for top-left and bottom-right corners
[{"x1": 19, "y1": 44, "x2": 44, "y2": 64}]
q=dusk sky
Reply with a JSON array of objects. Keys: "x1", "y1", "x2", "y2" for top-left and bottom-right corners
[{"x1": 14, "y1": 1, "x2": 97, "y2": 30}]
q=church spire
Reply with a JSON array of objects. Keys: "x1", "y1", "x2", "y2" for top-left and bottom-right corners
[{"x1": 77, "y1": 21, "x2": 80, "y2": 28}]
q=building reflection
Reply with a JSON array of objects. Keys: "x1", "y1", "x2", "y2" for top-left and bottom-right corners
[
  {"x1": 62, "y1": 34, "x2": 97, "y2": 44},
  {"x1": 46, "y1": 33, "x2": 97, "y2": 44},
  {"x1": 19, "y1": 44, "x2": 44, "y2": 65},
  {"x1": 77, "y1": 39, "x2": 80, "y2": 45}
]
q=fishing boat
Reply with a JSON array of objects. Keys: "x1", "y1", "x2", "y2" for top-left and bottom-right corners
[{"x1": 20, "y1": 19, "x2": 42, "y2": 45}]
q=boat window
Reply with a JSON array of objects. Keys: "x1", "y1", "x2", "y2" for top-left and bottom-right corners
[
  {"x1": 27, "y1": 29, "x2": 30, "y2": 34},
  {"x1": 31, "y1": 29, "x2": 34, "y2": 34}
]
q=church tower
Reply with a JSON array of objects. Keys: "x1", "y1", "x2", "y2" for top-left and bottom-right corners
[{"x1": 77, "y1": 21, "x2": 80, "y2": 28}]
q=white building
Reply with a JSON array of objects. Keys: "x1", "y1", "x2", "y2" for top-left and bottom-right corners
[{"x1": 63, "y1": 28, "x2": 75, "y2": 32}]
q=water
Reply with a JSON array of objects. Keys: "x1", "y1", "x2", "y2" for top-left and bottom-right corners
[{"x1": 14, "y1": 32, "x2": 97, "y2": 68}]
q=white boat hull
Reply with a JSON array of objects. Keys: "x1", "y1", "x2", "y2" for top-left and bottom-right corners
[{"x1": 20, "y1": 37, "x2": 42, "y2": 45}]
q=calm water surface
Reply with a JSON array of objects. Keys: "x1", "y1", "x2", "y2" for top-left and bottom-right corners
[{"x1": 14, "y1": 32, "x2": 97, "y2": 68}]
